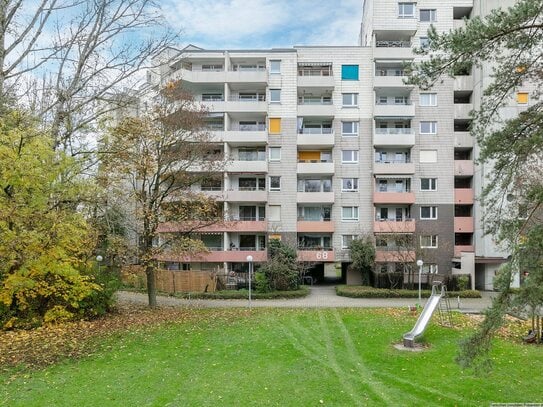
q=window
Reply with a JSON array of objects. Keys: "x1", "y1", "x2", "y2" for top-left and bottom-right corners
[
  {"x1": 239, "y1": 177, "x2": 265, "y2": 191},
  {"x1": 269, "y1": 118, "x2": 281, "y2": 134},
  {"x1": 269, "y1": 176, "x2": 281, "y2": 191},
  {"x1": 419, "y1": 9, "x2": 436, "y2": 22},
  {"x1": 269, "y1": 147, "x2": 281, "y2": 161},
  {"x1": 342, "y1": 235, "x2": 357, "y2": 249},
  {"x1": 419, "y1": 150, "x2": 438, "y2": 163},
  {"x1": 419, "y1": 93, "x2": 437, "y2": 106},
  {"x1": 342, "y1": 206, "x2": 359, "y2": 221},
  {"x1": 398, "y1": 2, "x2": 415, "y2": 18},
  {"x1": 420, "y1": 206, "x2": 438, "y2": 220},
  {"x1": 270, "y1": 89, "x2": 281, "y2": 103},
  {"x1": 297, "y1": 178, "x2": 332, "y2": 193},
  {"x1": 517, "y1": 92, "x2": 529, "y2": 104},
  {"x1": 420, "y1": 178, "x2": 437, "y2": 191},
  {"x1": 420, "y1": 37, "x2": 430, "y2": 48},
  {"x1": 342, "y1": 93, "x2": 358, "y2": 107},
  {"x1": 342, "y1": 150, "x2": 359, "y2": 164},
  {"x1": 420, "y1": 121, "x2": 437, "y2": 134},
  {"x1": 270, "y1": 60, "x2": 281, "y2": 74},
  {"x1": 342, "y1": 121, "x2": 359, "y2": 136},
  {"x1": 238, "y1": 147, "x2": 265, "y2": 161},
  {"x1": 420, "y1": 235, "x2": 438, "y2": 248},
  {"x1": 342, "y1": 178, "x2": 359, "y2": 192},
  {"x1": 422, "y1": 264, "x2": 439, "y2": 274},
  {"x1": 341, "y1": 65, "x2": 359, "y2": 80},
  {"x1": 268, "y1": 205, "x2": 281, "y2": 221}
]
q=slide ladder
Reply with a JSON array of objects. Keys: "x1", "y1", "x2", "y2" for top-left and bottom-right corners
[
  {"x1": 437, "y1": 285, "x2": 453, "y2": 327},
  {"x1": 403, "y1": 282, "x2": 447, "y2": 348}
]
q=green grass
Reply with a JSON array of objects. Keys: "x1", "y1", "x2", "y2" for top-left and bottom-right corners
[{"x1": 2, "y1": 309, "x2": 542, "y2": 406}]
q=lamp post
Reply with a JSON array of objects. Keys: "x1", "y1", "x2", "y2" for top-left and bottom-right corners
[
  {"x1": 246, "y1": 255, "x2": 253, "y2": 309},
  {"x1": 416, "y1": 259, "x2": 424, "y2": 305},
  {"x1": 96, "y1": 255, "x2": 103, "y2": 274}
]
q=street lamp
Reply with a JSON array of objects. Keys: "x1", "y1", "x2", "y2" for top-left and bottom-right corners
[
  {"x1": 416, "y1": 259, "x2": 424, "y2": 305},
  {"x1": 246, "y1": 255, "x2": 253, "y2": 309},
  {"x1": 96, "y1": 255, "x2": 103, "y2": 274}
]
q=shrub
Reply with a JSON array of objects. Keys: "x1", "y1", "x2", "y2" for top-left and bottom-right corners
[
  {"x1": 336, "y1": 285, "x2": 481, "y2": 299},
  {"x1": 173, "y1": 286, "x2": 310, "y2": 300},
  {"x1": 79, "y1": 265, "x2": 120, "y2": 318},
  {"x1": 255, "y1": 272, "x2": 270, "y2": 293}
]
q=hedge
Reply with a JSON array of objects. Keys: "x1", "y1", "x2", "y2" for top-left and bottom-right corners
[
  {"x1": 336, "y1": 285, "x2": 481, "y2": 299},
  {"x1": 173, "y1": 286, "x2": 310, "y2": 300}
]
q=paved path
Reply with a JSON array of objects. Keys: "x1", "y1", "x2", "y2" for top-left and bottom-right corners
[{"x1": 117, "y1": 286, "x2": 495, "y2": 313}]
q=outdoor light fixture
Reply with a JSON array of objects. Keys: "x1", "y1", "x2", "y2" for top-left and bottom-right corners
[{"x1": 416, "y1": 259, "x2": 424, "y2": 305}]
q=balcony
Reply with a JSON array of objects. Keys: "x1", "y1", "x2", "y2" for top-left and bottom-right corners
[
  {"x1": 454, "y1": 217, "x2": 474, "y2": 233},
  {"x1": 297, "y1": 132, "x2": 335, "y2": 147},
  {"x1": 454, "y1": 188, "x2": 474, "y2": 204},
  {"x1": 297, "y1": 192, "x2": 335, "y2": 204},
  {"x1": 297, "y1": 249, "x2": 335, "y2": 262},
  {"x1": 373, "y1": 161, "x2": 415, "y2": 175},
  {"x1": 221, "y1": 130, "x2": 267, "y2": 144},
  {"x1": 297, "y1": 103, "x2": 335, "y2": 116},
  {"x1": 375, "y1": 249, "x2": 416, "y2": 263},
  {"x1": 373, "y1": 128, "x2": 415, "y2": 147},
  {"x1": 297, "y1": 221, "x2": 335, "y2": 233},
  {"x1": 374, "y1": 41, "x2": 413, "y2": 59},
  {"x1": 454, "y1": 103, "x2": 473, "y2": 119},
  {"x1": 225, "y1": 96, "x2": 267, "y2": 113},
  {"x1": 373, "y1": 219, "x2": 415, "y2": 233},
  {"x1": 175, "y1": 67, "x2": 227, "y2": 83},
  {"x1": 454, "y1": 245, "x2": 474, "y2": 257},
  {"x1": 374, "y1": 103, "x2": 415, "y2": 117},
  {"x1": 297, "y1": 161, "x2": 334, "y2": 174},
  {"x1": 158, "y1": 220, "x2": 268, "y2": 233},
  {"x1": 373, "y1": 192, "x2": 415, "y2": 204},
  {"x1": 225, "y1": 68, "x2": 267, "y2": 83},
  {"x1": 227, "y1": 160, "x2": 268, "y2": 173},
  {"x1": 454, "y1": 75, "x2": 473, "y2": 91},
  {"x1": 374, "y1": 75, "x2": 410, "y2": 88},
  {"x1": 454, "y1": 160, "x2": 474, "y2": 176},
  {"x1": 171, "y1": 249, "x2": 268, "y2": 263},
  {"x1": 226, "y1": 190, "x2": 267, "y2": 202},
  {"x1": 454, "y1": 131, "x2": 473, "y2": 148}
]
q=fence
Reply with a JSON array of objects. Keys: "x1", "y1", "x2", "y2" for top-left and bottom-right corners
[{"x1": 121, "y1": 266, "x2": 219, "y2": 293}]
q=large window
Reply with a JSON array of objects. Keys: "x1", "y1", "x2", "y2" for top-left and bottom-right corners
[
  {"x1": 420, "y1": 178, "x2": 437, "y2": 191},
  {"x1": 238, "y1": 148, "x2": 265, "y2": 161},
  {"x1": 342, "y1": 93, "x2": 358, "y2": 107},
  {"x1": 342, "y1": 178, "x2": 359, "y2": 192},
  {"x1": 420, "y1": 206, "x2": 438, "y2": 220},
  {"x1": 297, "y1": 206, "x2": 331, "y2": 221},
  {"x1": 419, "y1": 93, "x2": 437, "y2": 106},
  {"x1": 342, "y1": 121, "x2": 359, "y2": 136},
  {"x1": 420, "y1": 121, "x2": 438, "y2": 134},
  {"x1": 341, "y1": 65, "x2": 359, "y2": 80},
  {"x1": 270, "y1": 89, "x2": 281, "y2": 103},
  {"x1": 297, "y1": 178, "x2": 332, "y2": 193},
  {"x1": 342, "y1": 150, "x2": 359, "y2": 164},
  {"x1": 270, "y1": 60, "x2": 281, "y2": 74},
  {"x1": 269, "y1": 176, "x2": 281, "y2": 191},
  {"x1": 419, "y1": 9, "x2": 436, "y2": 22},
  {"x1": 342, "y1": 206, "x2": 359, "y2": 221},
  {"x1": 398, "y1": 2, "x2": 415, "y2": 18},
  {"x1": 420, "y1": 235, "x2": 438, "y2": 248},
  {"x1": 239, "y1": 177, "x2": 265, "y2": 191}
]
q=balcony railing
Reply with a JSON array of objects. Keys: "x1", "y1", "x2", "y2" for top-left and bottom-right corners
[
  {"x1": 375, "y1": 101, "x2": 412, "y2": 105},
  {"x1": 376, "y1": 188, "x2": 412, "y2": 193},
  {"x1": 228, "y1": 246, "x2": 266, "y2": 251},
  {"x1": 298, "y1": 128, "x2": 333, "y2": 134},
  {"x1": 228, "y1": 95, "x2": 266, "y2": 102},
  {"x1": 375, "y1": 128, "x2": 413, "y2": 135},
  {"x1": 205, "y1": 124, "x2": 225, "y2": 131},
  {"x1": 231, "y1": 124, "x2": 267, "y2": 131},
  {"x1": 204, "y1": 246, "x2": 223, "y2": 251},
  {"x1": 297, "y1": 246, "x2": 333, "y2": 250},
  {"x1": 297, "y1": 216, "x2": 331, "y2": 221},
  {"x1": 298, "y1": 99, "x2": 333, "y2": 105},
  {"x1": 376, "y1": 40, "x2": 411, "y2": 48},
  {"x1": 375, "y1": 217, "x2": 413, "y2": 222},
  {"x1": 228, "y1": 67, "x2": 266, "y2": 72},
  {"x1": 298, "y1": 68, "x2": 332, "y2": 77},
  {"x1": 375, "y1": 70, "x2": 406, "y2": 77},
  {"x1": 200, "y1": 96, "x2": 224, "y2": 102},
  {"x1": 236, "y1": 187, "x2": 266, "y2": 192},
  {"x1": 228, "y1": 216, "x2": 266, "y2": 221},
  {"x1": 298, "y1": 159, "x2": 333, "y2": 163},
  {"x1": 375, "y1": 159, "x2": 411, "y2": 164}
]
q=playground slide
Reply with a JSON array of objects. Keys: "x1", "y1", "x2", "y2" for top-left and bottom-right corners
[{"x1": 403, "y1": 289, "x2": 443, "y2": 348}]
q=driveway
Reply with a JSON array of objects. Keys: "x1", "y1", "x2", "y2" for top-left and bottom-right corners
[{"x1": 117, "y1": 285, "x2": 495, "y2": 313}]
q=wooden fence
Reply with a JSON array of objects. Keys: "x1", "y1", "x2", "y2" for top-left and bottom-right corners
[{"x1": 121, "y1": 266, "x2": 218, "y2": 293}]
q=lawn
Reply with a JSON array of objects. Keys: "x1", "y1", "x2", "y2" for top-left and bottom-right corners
[{"x1": 1, "y1": 308, "x2": 542, "y2": 406}]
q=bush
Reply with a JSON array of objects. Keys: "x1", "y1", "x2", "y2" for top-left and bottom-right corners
[
  {"x1": 173, "y1": 286, "x2": 310, "y2": 300},
  {"x1": 259, "y1": 239, "x2": 299, "y2": 291},
  {"x1": 79, "y1": 265, "x2": 120, "y2": 318},
  {"x1": 336, "y1": 285, "x2": 481, "y2": 299},
  {"x1": 255, "y1": 272, "x2": 270, "y2": 293}
]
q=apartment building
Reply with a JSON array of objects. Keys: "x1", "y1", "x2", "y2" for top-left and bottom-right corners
[{"x1": 151, "y1": 0, "x2": 521, "y2": 289}]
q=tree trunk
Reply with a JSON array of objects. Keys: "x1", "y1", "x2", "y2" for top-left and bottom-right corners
[{"x1": 146, "y1": 264, "x2": 157, "y2": 307}]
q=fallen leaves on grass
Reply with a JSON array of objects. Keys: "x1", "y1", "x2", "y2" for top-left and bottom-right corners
[{"x1": 0, "y1": 305, "x2": 248, "y2": 372}]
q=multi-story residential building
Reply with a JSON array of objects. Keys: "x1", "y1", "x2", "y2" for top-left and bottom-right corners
[{"x1": 149, "y1": 0, "x2": 524, "y2": 290}]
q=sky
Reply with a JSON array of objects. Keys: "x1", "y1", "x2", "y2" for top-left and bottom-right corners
[{"x1": 161, "y1": 0, "x2": 363, "y2": 50}]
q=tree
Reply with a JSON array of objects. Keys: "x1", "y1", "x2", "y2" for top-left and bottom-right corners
[
  {"x1": 257, "y1": 239, "x2": 299, "y2": 292},
  {"x1": 0, "y1": 0, "x2": 178, "y2": 150},
  {"x1": 101, "y1": 81, "x2": 224, "y2": 307},
  {"x1": 0, "y1": 110, "x2": 100, "y2": 328},
  {"x1": 408, "y1": 0, "x2": 543, "y2": 367},
  {"x1": 349, "y1": 236, "x2": 375, "y2": 286}
]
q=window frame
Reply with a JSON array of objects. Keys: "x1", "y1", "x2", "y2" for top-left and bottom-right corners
[
  {"x1": 341, "y1": 64, "x2": 359, "y2": 81},
  {"x1": 341, "y1": 121, "x2": 359, "y2": 136},
  {"x1": 419, "y1": 8, "x2": 436, "y2": 22},
  {"x1": 341, "y1": 206, "x2": 359, "y2": 221},
  {"x1": 420, "y1": 206, "x2": 438, "y2": 220},
  {"x1": 341, "y1": 178, "x2": 359, "y2": 192},
  {"x1": 342, "y1": 93, "x2": 359, "y2": 107},
  {"x1": 419, "y1": 93, "x2": 437, "y2": 107},
  {"x1": 420, "y1": 178, "x2": 437, "y2": 191},
  {"x1": 341, "y1": 150, "x2": 359, "y2": 164},
  {"x1": 269, "y1": 176, "x2": 281, "y2": 192},
  {"x1": 269, "y1": 60, "x2": 281, "y2": 74},
  {"x1": 420, "y1": 121, "x2": 438, "y2": 134},
  {"x1": 398, "y1": 2, "x2": 416, "y2": 18},
  {"x1": 420, "y1": 235, "x2": 438, "y2": 248},
  {"x1": 269, "y1": 89, "x2": 281, "y2": 103},
  {"x1": 342, "y1": 235, "x2": 357, "y2": 249},
  {"x1": 269, "y1": 147, "x2": 281, "y2": 162}
]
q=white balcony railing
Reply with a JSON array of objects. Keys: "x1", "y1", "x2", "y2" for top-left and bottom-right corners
[
  {"x1": 230, "y1": 124, "x2": 267, "y2": 132},
  {"x1": 376, "y1": 40, "x2": 411, "y2": 48},
  {"x1": 228, "y1": 95, "x2": 266, "y2": 102},
  {"x1": 375, "y1": 128, "x2": 413, "y2": 135},
  {"x1": 298, "y1": 128, "x2": 333, "y2": 135}
]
